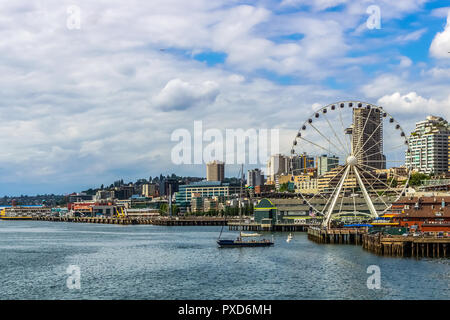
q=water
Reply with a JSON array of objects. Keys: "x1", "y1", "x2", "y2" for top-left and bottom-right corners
[{"x1": 0, "y1": 220, "x2": 448, "y2": 300}]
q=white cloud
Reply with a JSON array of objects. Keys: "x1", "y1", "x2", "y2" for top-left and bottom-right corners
[
  {"x1": 430, "y1": 12, "x2": 450, "y2": 58},
  {"x1": 398, "y1": 56, "x2": 413, "y2": 68},
  {"x1": 395, "y1": 28, "x2": 427, "y2": 43},
  {"x1": 431, "y1": 6, "x2": 450, "y2": 18},
  {"x1": 153, "y1": 79, "x2": 220, "y2": 111},
  {"x1": 361, "y1": 74, "x2": 406, "y2": 98},
  {"x1": 280, "y1": 0, "x2": 348, "y2": 11},
  {"x1": 378, "y1": 92, "x2": 450, "y2": 119}
]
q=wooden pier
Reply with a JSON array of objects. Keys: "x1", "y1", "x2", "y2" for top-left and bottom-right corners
[
  {"x1": 362, "y1": 233, "x2": 450, "y2": 258},
  {"x1": 228, "y1": 222, "x2": 314, "y2": 232},
  {"x1": 32, "y1": 216, "x2": 147, "y2": 225},
  {"x1": 150, "y1": 217, "x2": 236, "y2": 226},
  {"x1": 307, "y1": 226, "x2": 366, "y2": 245},
  {"x1": 31, "y1": 216, "x2": 237, "y2": 226}
]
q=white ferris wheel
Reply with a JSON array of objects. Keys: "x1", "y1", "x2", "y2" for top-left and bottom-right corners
[{"x1": 290, "y1": 101, "x2": 412, "y2": 228}]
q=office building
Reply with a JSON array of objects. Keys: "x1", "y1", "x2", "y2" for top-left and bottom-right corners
[
  {"x1": 247, "y1": 169, "x2": 264, "y2": 187},
  {"x1": 206, "y1": 160, "x2": 225, "y2": 182},
  {"x1": 266, "y1": 154, "x2": 288, "y2": 183},
  {"x1": 159, "y1": 178, "x2": 179, "y2": 197},
  {"x1": 175, "y1": 181, "x2": 240, "y2": 213}
]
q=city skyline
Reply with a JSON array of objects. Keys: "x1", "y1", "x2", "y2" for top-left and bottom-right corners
[{"x1": 1, "y1": 1, "x2": 450, "y2": 195}]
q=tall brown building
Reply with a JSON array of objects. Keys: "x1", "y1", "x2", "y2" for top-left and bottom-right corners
[
  {"x1": 206, "y1": 160, "x2": 225, "y2": 182},
  {"x1": 352, "y1": 107, "x2": 385, "y2": 170}
]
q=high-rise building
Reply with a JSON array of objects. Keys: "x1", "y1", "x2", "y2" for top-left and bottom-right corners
[
  {"x1": 266, "y1": 154, "x2": 288, "y2": 183},
  {"x1": 290, "y1": 153, "x2": 315, "y2": 174},
  {"x1": 247, "y1": 169, "x2": 264, "y2": 187},
  {"x1": 317, "y1": 155, "x2": 340, "y2": 176},
  {"x1": 159, "y1": 178, "x2": 179, "y2": 197},
  {"x1": 352, "y1": 107, "x2": 385, "y2": 170},
  {"x1": 206, "y1": 160, "x2": 225, "y2": 182},
  {"x1": 406, "y1": 116, "x2": 450, "y2": 175}
]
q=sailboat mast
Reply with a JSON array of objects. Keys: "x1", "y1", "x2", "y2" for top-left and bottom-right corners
[{"x1": 239, "y1": 163, "x2": 243, "y2": 238}]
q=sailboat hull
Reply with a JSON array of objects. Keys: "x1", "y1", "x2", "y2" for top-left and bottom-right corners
[{"x1": 217, "y1": 239, "x2": 274, "y2": 248}]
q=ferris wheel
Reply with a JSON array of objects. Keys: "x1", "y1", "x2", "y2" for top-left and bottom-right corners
[{"x1": 290, "y1": 101, "x2": 412, "y2": 228}]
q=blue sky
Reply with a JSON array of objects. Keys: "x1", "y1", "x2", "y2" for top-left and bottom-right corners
[{"x1": 1, "y1": 0, "x2": 450, "y2": 195}]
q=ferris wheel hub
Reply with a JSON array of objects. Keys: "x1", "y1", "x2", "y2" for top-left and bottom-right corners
[{"x1": 346, "y1": 155, "x2": 357, "y2": 166}]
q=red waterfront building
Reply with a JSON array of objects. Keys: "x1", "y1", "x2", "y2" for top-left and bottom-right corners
[{"x1": 392, "y1": 196, "x2": 450, "y2": 233}]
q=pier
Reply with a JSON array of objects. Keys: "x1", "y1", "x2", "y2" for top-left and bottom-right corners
[
  {"x1": 32, "y1": 216, "x2": 145, "y2": 225},
  {"x1": 307, "y1": 226, "x2": 450, "y2": 258},
  {"x1": 149, "y1": 217, "x2": 236, "y2": 226},
  {"x1": 307, "y1": 226, "x2": 366, "y2": 244},
  {"x1": 228, "y1": 222, "x2": 313, "y2": 232},
  {"x1": 30, "y1": 215, "x2": 237, "y2": 226},
  {"x1": 362, "y1": 233, "x2": 450, "y2": 258}
]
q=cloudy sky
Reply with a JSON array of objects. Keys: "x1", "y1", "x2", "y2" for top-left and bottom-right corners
[{"x1": 1, "y1": 0, "x2": 450, "y2": 195}]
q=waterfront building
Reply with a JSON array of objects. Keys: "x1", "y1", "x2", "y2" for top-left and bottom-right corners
[
  {"x1": 0, "y1": 205, "x2": 52, "y2": 218},
  {"x1": 253, "y1": 198, "x2": 322, "y2": 225},
  {"x1": 206, "y1": 160, "x2": 225, "y2": 182},
  {"x1": 247, "y1": 168, "x2": 264, "y2": 187},
  {"x1": 317, "y1": 155, "x2": 340, "y2": 177},
  {"x1": 392, "y1": 196, "x2": 450, "y2": 233},
  {"x1": 125, "y1": 208, "x2": 160, "y2": 218},
  {"x1": 406, "y1": 116, "x2": 450, "y2": 175},
  {"x1": 351, "y1": 107, "x2": 385, "y2": 170},
  {"x1": 175, "y1": 181, "x2": 240, "y2": 213}
]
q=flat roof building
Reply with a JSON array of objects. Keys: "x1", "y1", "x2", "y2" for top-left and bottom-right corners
[
  {"x1": 206, "y1": 160, "x2": 225, "y2": 182},
  {"x1": 175, "y1": 181, "x2": 240, "y2": 213}
]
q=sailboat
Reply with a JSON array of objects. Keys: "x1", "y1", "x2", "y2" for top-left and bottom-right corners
[
  {"x1": 217, "y1": 164, "x2": 274, "y2": 248},
  {"x1": 286, "y1": 233, "x2": 293, "y2": 243}
]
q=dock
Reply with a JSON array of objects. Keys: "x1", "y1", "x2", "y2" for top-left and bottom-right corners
[
  {"x1": 362, "y1": 233, "x2": 450, "y2": 258},
  {"x1": 28, "y1": 215, "x2": 238, "y2": 226},
  {"x1": 307, "y1": 226, "x2": 366, "y2": 244},
  {"x1": 32, "y1": 216, "x2": 146, "y2": 225},
  {"x1": 149, "y1": 217, "x2": 236, "y2": 226},
  {"x1": 228, "y1": 222, "x2": 314, "y2": 232}
]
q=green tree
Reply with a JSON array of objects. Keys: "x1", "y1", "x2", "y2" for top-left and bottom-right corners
[
  {"x1": 387, "y1": 177, "x2": 398, "y2": 188},
  {"x1": 279, "y1": 183, "x2": 289, "y2": 192},
  {"x1": 409, "y1": 172, "x2": 430, "y2": 186}
]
